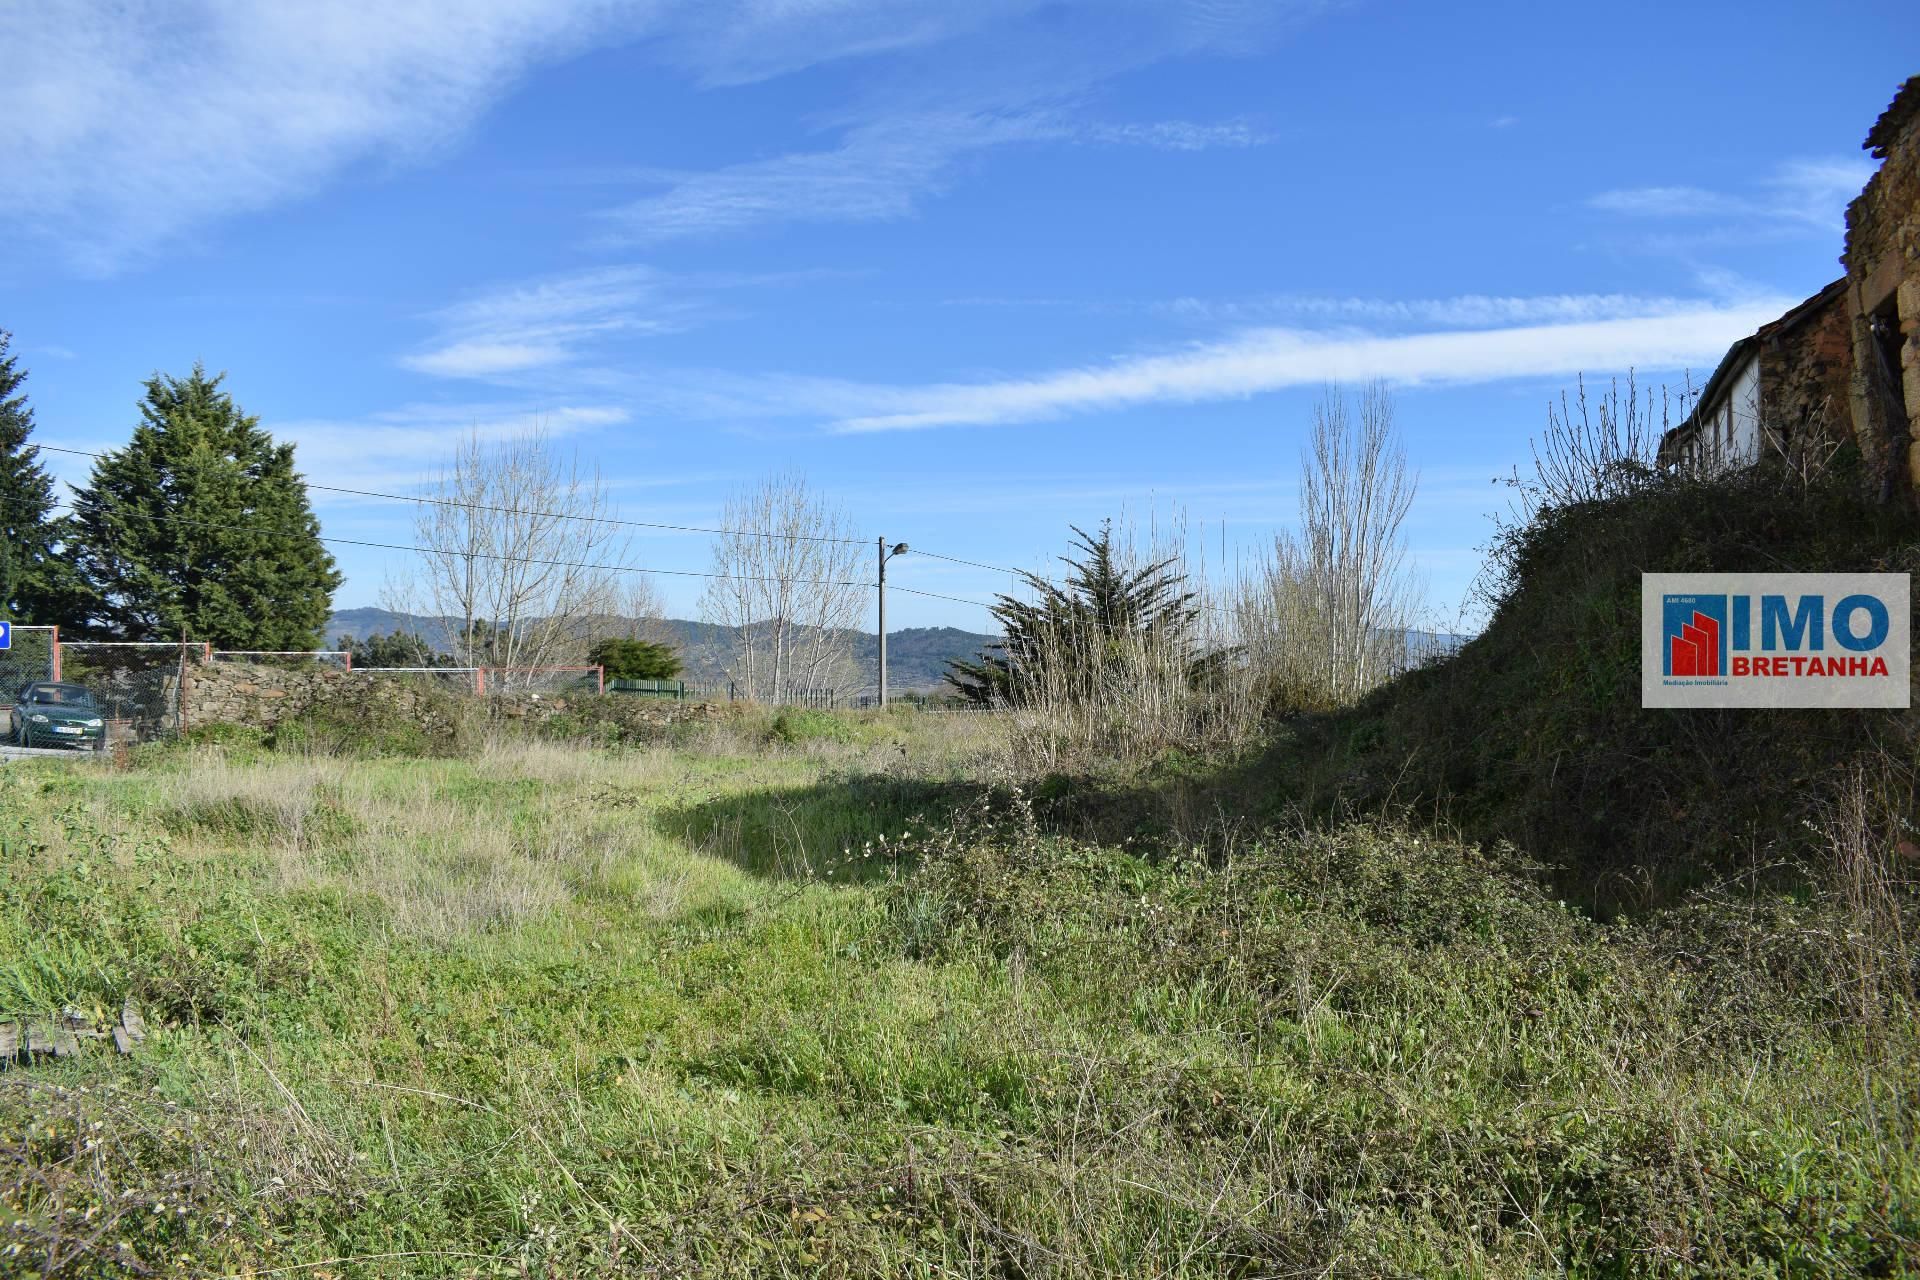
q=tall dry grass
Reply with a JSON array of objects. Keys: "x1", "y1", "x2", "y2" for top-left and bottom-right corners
[{"x1": 152, "y1": 746, "x2": 668, "y2": 938}]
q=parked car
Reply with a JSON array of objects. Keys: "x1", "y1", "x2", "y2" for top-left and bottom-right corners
[{"x1": 8, "y1": 682, "x2": 107, "y2": 751}]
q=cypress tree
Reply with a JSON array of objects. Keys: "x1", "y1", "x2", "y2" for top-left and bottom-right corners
[
  {"x1": 0, "y1": 329, "x2": 72, "y2": 623},
  {"x1": 68, "y1": 365, "x2": 341, "y2": 646}
]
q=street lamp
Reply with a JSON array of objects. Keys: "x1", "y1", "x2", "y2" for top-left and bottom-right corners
[{"x1": 878, "y1": 538, "x2": 908, "y2": 706}]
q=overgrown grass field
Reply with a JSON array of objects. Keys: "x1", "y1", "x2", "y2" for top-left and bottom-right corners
[{"x1": 1, "y1": 703, "x2": 1914, "y2": 1276}]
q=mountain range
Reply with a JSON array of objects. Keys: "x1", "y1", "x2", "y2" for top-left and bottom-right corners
[{"x1": 327, "y1": 608, "x2": 1001, "y2": 693}]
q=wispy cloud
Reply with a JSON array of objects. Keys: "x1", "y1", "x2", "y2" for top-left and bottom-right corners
[
  {"x1": 601, "y1": 107, "x2": 1274, "y2": 242},
  {"x1": 938, "y1": 289, "x2": 1740, "y2": 330},
  {"x1": 1156, "y1": 291, "x2": 1721, "y2": 329},
  {"x1": 602, "y1": 113, "x2": 1051, "y2": 242},
  {"x1": 1082, "y1": 119, "x2": 1272, "y2": 150},
  {"x1": 400, "y1": 265, "x2": 701, "y2": 379},
  {"x1": 268, "y1": 401, "x2": 631, "y2": 494},
  {"x1": 1589, "y1": 157, "x2": 1874, "y2": 234},
  {"x1": 0, "y1": 1, "x2": 641, "y2": 270},
  {"x1": 822, "y1": 301, "x2": 1786, "y2": 432},
  {"x1": 2, "y1": 1, "x2": 1320, "y2": 269}
]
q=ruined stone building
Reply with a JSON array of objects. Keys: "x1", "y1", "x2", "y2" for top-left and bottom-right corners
[{"x1": 1659, "y1": 75, "x2": 1920, "y2": 498}]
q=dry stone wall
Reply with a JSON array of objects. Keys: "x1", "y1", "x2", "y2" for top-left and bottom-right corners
[
  {"x1": 179, "y1": 661, "x2": 726, "y2": 737},
  {"x1": 180, "y1": 663, "x2": 452, "y2": 731}
]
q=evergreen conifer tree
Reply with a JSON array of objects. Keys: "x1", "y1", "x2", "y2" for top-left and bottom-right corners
[
  {"x1": 588, "y1": 636, "x2": 684, "y2": 681},
  {"x1": 68, "y1": 365, "x2": 341, "y2": 646},
  {"x1": 0, "y1": 330, "x2": 75, "y2": 624}
]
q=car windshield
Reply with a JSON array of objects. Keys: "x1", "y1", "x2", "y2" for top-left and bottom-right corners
[{"x1": 29, "y1": 687, "x2": 94, "y2": 708}]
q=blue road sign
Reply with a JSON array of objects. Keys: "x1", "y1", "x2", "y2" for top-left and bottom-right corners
[{"x1": 0, "y1": 621, "x2": 10, "y2": 650}]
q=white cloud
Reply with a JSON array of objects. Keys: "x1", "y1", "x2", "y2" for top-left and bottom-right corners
[
  {"x1": 400, "y1": 265, "x2": 699, "y2": 378},
  {"x1": 0, "y1": 1, "x2": 643, "y2": 269},
  {"x1": 823, "y1": 301, "x2": 1786, "y2": 432},
  {"x1": 602, "y1": 113, "x2": 1050, "y2": 241},
  {"x1": 1157, "y1": 291, "x2": 1716, "y2": 329},
  {"x1": 268, "y1": 401, "x2": 630, "y2": 494},
  {"x1": 601, "y1": 109, "x2": 1275, "y2": 242},
  {"x1": 1082, "y1": 119, "x2": 1271, "y2": 151},
  {"x1": 404, "y1": 342, "x2": 576, "y2": 379},
  {"x1": 2, "y1": 1, "x2": 1320, "y2": 267},
  {"x1": 1589, "y1": 157, "x2": 1874, "y2": 233}
]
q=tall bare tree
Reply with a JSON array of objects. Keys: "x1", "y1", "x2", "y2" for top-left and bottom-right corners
[
  {"x1": 1240, "y1": 383, "x2": 1421, "y2": 707},
  {"x1": 401, "y1": 425, "x2": 640, "y2": 681},
  {"x1": 699, "y1": 472, "x2": 865, "y2": 703}
]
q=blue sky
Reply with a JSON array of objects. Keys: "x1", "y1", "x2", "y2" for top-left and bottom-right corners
[{"x1": 2, "y1": 1, "x2": 1914, "y2": 635}]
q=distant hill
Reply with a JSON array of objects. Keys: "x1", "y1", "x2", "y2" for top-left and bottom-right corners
[{"x1": 327, "y1": 608, "x2": 1001, "y2": 693}]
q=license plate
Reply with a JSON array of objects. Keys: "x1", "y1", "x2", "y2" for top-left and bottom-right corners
[{"x1": 53, "y1": 726, "x2": 82, "y2": 735}]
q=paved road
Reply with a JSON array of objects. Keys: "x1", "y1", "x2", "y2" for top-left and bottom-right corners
[{"x1": 0, "y1": 744, "x2": 102, "y2": 763}]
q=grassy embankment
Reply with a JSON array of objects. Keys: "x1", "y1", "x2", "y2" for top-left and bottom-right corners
[{"x1": 0, "y1": 690, "x2": 1914, "y2": 1276}]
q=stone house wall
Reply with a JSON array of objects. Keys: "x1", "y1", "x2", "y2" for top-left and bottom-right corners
[
  {"x1": 1756, "y1": 283, "x2": 1854, "y2": 466},
  {"x1": 1844, "y1": 76, "x2": 1920, "y2": 501}
]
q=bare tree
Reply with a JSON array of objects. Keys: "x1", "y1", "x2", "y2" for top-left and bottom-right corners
[
  {"x1": 583, "y1": 572, "x2": 673, "y2": 651},
  {"x1": 402, "y1": 425, "x2": 639, "y2": 681},
  {"x1": 1509, "y1": 371, "x2": 1686, "y2": 518},
  {"x1": 699, "y1": 472, "x2": 865, "y2": 703},
  {"x1": 1240, "y1": 383, "x2": 1422, "y2": 707}
]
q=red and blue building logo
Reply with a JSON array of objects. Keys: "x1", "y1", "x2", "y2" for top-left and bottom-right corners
[
  {"x1": 1662, "y1": 593, "x2": 1727, "y2": 678},
  {"x1": 1643, "y1": 573, "x2": 1910, "y2": 708}
]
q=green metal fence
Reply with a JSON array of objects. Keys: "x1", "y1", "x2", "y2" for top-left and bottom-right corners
[{"x1": 607, "y1": 678, "x2": 734, "y2": 701}]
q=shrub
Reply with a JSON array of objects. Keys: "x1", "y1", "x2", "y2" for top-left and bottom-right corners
[{"x1": 768, "y1": 708, "x2": 857, "y2": 746}]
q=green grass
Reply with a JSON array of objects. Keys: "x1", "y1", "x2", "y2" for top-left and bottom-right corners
[{"x1": 0, "y1": 716, "x2": 1914, "y2": 1276}]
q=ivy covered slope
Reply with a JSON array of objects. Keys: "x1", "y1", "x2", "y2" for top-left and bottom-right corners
[{"x1": 1246, "y1": 467, "x2": 1920, "y2": 912}]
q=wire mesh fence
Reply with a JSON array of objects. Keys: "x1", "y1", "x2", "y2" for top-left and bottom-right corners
[
  {"x1": 54, "y1": 642, "x2": 205, "y2": 741},
  {"x1": 1, "y1": 626, "x2": 60, "y2": 699}
]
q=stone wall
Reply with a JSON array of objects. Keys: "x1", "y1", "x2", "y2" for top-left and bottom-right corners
[
  {"x1": 178, "y1": 661, "x2": 727, "y2": 737},
  {"x1": 179, "y1": 662, "x2": 456, "y2": 732},
  {"x1": 1844, "y1": 76, "x2": 1920, "y2": 501},
  {"x1": 1757, "y1": 284, "x2": 1854, "y2": 467}
]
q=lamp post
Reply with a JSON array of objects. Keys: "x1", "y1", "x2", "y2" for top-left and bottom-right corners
[{"x1": 877, "y1": 538, "x2": 908, "y2": 706}]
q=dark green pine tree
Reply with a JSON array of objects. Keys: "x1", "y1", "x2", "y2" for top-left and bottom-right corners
[
  {"x1": 588, "y1": 636, "x2": 684, "y2": 681},
  {"x1": 68, "y1": 365, "x2": 342, "y2": 647},
  {"x1": 0, "y1": 329, "x2": 81, "y2": 624},
  {"x1": 947, "y1": 521, "x2": 1212, "y2": 706}
]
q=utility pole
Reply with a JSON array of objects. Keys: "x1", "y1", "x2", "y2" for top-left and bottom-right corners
[{"x1": 877, "y1": 538, "x2": 907, "y2": 706}]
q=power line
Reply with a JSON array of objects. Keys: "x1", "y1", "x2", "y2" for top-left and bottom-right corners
[
  {"x1": 41, "y1": 441, "x2": 1253, "y2": 631},
  {"x1": 912, "y1": 543, "x2": 1249, "y2": 622},
  {"x1": 73, "y1": 504, "x2": 876, "y2": 595},
  {"x1": 35, "y1": 443, "x2": 871, "y2": 547},
  {"x1": 910, "y1": 548, "x2": 1026, "y2": 576}
]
